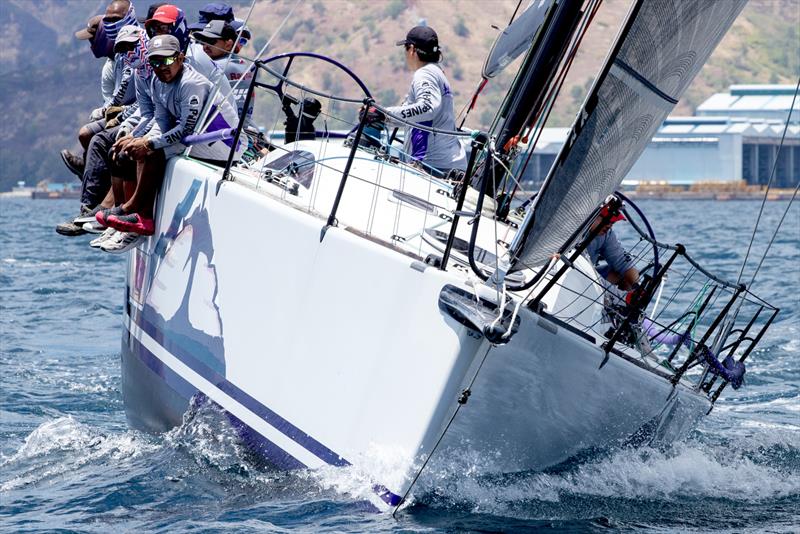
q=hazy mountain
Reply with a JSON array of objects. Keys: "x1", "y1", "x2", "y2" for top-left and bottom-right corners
[{"x1": 0, "y1": 0, "x2": 797, "y2": 192}]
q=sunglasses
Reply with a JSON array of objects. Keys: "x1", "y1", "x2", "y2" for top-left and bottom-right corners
[
  {"x1": 103, "y1": 15, "x2": 123, "y2": 23},
  {"x1": 149, "y1": 55, "x2": 179, "y2": 68},
  {"x1": 146, "y1": 21, "x2": 173, "y2": 37},
  {"x1": 115, "y1": 43, "x2": 137, "y2": 53}
]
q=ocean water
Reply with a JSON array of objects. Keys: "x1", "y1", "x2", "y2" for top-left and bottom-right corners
[{"x1": 1, "y1": 197, "x2": 798, "y2": 533}]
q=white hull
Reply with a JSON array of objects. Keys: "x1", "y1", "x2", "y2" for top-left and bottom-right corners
[{"x1": 121, "y1": 145, "x2": 709, "y2": 509}]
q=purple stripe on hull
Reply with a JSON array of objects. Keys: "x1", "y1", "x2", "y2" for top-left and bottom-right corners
[
  {"x1": 135, "y1": 312, "x2": 349, "y2": 467},
  {"x1": 127, "y1": 331, "x2": 306, "y2": 470},
  {"x1": 127, "y1": 314, "x2": 404, "y2": 507}
]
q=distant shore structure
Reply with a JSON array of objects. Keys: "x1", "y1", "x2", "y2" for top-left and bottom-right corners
[
  {"x1": 524, "y1": 84, "x2": 800, "y2": 193},
  {"x1": 0, "y1": 180, "x2": 80, "y2": 199}
]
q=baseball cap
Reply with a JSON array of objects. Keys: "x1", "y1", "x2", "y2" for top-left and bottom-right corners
[
  {"x1": 138, "y1": 3, "x2": 167, "y2": 23},
  {"x1": 147, "y1": 4, "x2": 180, "y2": 24},
  {"x1": 75, "y1": 15, "x2": 104, "y2": 40},
  {"x1": 115, "y1": 25, "x2": 143, "y2": 45},
  {"x1": 189, "y1": 3, "x2": 234, "y2": 30},
  {"x1": 147, "y1": 34, "x2": 181, "y2": 57},
  {"x1": 395, "y1": 26, "x2": 439, "y2": 54},
  {"x1": 230, "y1": 19, "x2": 251, "y2": 40},
  {"x1": 598, "y1": 206, "x2": 626, "y2": 224},
  {"x1": 194, "y1": 20, "x2": 237, "y2": 42}
]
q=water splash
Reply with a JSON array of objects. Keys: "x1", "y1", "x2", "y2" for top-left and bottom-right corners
[{"x1": 0, "y1": 417, "x2": 156, "y2": 492}]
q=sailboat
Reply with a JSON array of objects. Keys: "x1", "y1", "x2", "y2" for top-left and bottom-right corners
[{"x1": 119, "y1": 0, "x2": 778, "y2": 509}]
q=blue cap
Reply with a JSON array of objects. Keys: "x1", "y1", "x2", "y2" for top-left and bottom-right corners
[
  {"x1": 230, "y1": 19, "x2": 250, "y2": 40},
  {"x1": 189, "y1": 3, "x2": 234, "y2": 30}
]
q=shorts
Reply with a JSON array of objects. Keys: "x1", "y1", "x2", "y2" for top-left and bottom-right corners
[
  {"x1": 83, "y1": 119, "x2": 107, "y2": 136},
  {"x1": 110, "y1": 152, "x2": 137, "y2": 181}
]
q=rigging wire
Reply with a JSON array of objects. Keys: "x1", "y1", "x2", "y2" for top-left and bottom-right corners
[
  {"x1": 457, "y1": 0, "x2": 526, "y2": 127},
  {"x1": 391, "y1": 344, "x2": 494, "y2": 517},
  {"x1": 507, "y1": 0, "x2": 603, "y2": 202},
  {"x1": 735, "y1": 75, "x2": 800, "y2": 286},
  {"x1": 747, "y1": 180, "x2": 800, "y2": 288},
  {"x1": 190, "y1": 0, "x2": 304, "y2": 154}
]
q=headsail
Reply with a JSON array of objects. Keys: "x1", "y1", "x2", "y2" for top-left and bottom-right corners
[
  {"x1": 482, "y1": 0, "x2": 556, "y2": 79},
  {"x1": 510, "y1": 0, "x2": 747, "y2": 271}
]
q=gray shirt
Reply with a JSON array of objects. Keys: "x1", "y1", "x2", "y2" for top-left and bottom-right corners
[
  {"x1": 148, "y1": 64, "x2": 240, "y2": 152},
  {"x1": 385, "y1": 63, "x2": 466, "y2": 172},
  {"x1": 586, "y1": 229, "x2": 635, "y2": 276},
  {"x1": 101, "y1": 59, "x2": 115, "y2": 103},
  {"x1": 105, "y1": 53, "x2": 136, "y2": 107}
]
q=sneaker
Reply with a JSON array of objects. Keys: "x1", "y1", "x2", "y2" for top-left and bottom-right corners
[
  {"x1": 74, "y1": 205, "x2": 105, "y2": 225},
  {"x1": 90, "y1": 227, "x2": 117, "y2": 248},
  {"x1": 60, "y1": 149, "x2": 84, "y2": 178},
  {"x1": 55, "y1": 220, "x2": 87, "y2": 236},
  {"x1": 82, "y1": 220, "x2": 106, "y2": 234},
  {"x1": 106, "y1": 213, "x2": 155, "y2": 235},
  {"x1": 101, "y1": 231, "x2": 144, "y2": 253},
  {"x1": 95, "y1": 205, "x2": 125, "y2": 226}
]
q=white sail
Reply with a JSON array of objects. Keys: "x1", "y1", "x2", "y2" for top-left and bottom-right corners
[{"x1": 511, "y1": 0, "x2": 748, "y2": 271}]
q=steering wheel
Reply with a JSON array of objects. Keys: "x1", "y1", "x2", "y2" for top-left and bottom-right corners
[{"x1": 255, "y1": 51, "x2": 372, "y2": 104}]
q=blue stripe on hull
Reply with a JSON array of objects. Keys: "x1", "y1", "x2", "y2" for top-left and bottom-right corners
[{"x1": 123, "y1": 314, "x2": 402, "y2": 507}]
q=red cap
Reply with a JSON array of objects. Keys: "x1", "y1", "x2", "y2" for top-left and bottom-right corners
[
  {"x1": 147, "y1": 4, "x2": 180, "y2": 24},
  {"x1": 599, "y1": 206, "x2": 626, "y2": 224}
]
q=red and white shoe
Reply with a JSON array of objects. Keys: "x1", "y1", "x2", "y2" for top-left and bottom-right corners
[{"x1": 106, "y1": 212, "x2": 155, "y2": 235}]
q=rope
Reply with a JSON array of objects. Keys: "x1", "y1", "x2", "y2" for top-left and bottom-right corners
[
  {"x1": 736, "y1": 75, "x2": 800, "y2": 286},
  {"x1": 392, "y1": 344, "x2": 494, "y2": 516}
]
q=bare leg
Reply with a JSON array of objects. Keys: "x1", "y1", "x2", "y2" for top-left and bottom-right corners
[
  {"x1": 123, "y1": 150, "x2": 166, "y2": 219},
  {"x1": 111, "y1": 177, "x2": 125, "y2": 206},
  {"x1": 78, "y1": 125, "x2": 95, "y2": 151},
  {"x1": 99, "y1": 187, "x2": 114, "y2": 208}
]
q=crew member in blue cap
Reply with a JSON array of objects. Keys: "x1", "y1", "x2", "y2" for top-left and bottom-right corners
[{"x1": 188, "y1": 2, "x2": 235, "y2": 32}]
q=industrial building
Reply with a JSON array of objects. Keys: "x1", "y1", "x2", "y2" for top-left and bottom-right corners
[{"x1": 522, "y1": 84, "x2": 800, "y2": 188}]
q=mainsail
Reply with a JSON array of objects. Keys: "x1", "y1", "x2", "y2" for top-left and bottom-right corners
[{"x1": 510, "y1": 0, "x2": 747, "y2": 271}]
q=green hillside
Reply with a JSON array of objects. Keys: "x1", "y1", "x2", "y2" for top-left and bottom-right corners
[{"x1": 0, "y1": 0, "x2": 798, "y2": 192}]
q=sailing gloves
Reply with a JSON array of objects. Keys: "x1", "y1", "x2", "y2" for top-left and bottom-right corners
[{"x1": 359, "y1": 105, "x2": 386, "y2": 125}]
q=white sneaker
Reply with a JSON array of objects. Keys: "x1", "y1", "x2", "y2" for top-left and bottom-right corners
[
  {"x1": 90, "y1": 228, "x2": 117, "y2": 248},
  {"x1": 82, "y1": 220, "x2": 105, "y2": 234},
  {"x1": 101, "y1": 231, "x2": 143, "y2": 254}
]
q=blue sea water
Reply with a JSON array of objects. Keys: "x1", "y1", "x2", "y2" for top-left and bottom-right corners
[{"x1": 1, "y1": 197, "x2": 798, "y2": 532}]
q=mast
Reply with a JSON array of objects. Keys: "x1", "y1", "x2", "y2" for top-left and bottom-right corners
[{"x1": 482, "y1": 0, "x2": 586, "y2": 198}]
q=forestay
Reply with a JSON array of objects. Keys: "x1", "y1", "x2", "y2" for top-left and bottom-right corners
[{"x1": 510, "y1": 0, "x2": 747, "y2": 271}]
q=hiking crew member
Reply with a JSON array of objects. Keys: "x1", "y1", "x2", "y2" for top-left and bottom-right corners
[
  {"x1": 60, "y1": 1, "x2": 136, "y2": 179},
  {"x1": 101, "y1": 35, "x2": 242, "y2": 236},
  {"x1": 386, "y1": 26, "x2": 466, "y2": 176},
  {"x1": 586, "y1": 210, "x2": 640, "y2": 291},
  {"x1": 193, "y1": 20, "x2": 255, "y2": 125}
]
